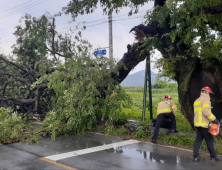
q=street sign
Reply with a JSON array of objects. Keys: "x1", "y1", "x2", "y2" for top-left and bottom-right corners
[{"x1": 94, "y1": 49, "x2": 106, "y2": 56}]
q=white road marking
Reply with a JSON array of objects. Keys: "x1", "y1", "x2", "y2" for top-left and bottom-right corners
[{"x1": 44, "y1": 139, "x2": 140, "y2": 161}]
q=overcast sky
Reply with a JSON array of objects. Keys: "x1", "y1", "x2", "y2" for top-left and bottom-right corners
[{"x1": 0, "y1": 0, "x2": 161, "y2": 74}]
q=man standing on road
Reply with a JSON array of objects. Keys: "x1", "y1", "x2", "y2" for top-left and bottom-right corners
[
  {"x1": 151, "y1": 94, "x2": 178, "y2": 144},
  {"x1": 193, "y1": 86, "x2": 222, "y2": 162}
]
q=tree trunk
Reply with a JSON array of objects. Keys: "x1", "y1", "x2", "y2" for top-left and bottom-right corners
[
  {"x1": 189, "y1": 59, "x2": 222, "y2": 122},
  {"x1": 175, "y1": 57, "x2": 198, "y2": 128}
]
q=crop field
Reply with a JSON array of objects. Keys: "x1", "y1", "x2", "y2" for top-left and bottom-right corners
[
  {"x1": 122, "y1": 86, "x2": 193, "y2": 133},
  {"x1": 122, "y1": 86, "x2": 179, "y2": 119}
]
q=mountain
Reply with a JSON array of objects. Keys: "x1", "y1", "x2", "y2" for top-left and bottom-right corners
[{"x1": 120, "y1": 70, "x2": 157, "y2": 87}]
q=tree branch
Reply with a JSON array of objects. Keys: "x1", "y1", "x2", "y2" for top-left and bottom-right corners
[
  {"x1": 0, "y1": 55, "x2": 27, "y2": 73},
  {"x1": 154, "y1": 0, "x2": 166, "y2": 7},
  {"x1": 0, "y1": 55, "x2": 40, "y2": 78},
  {"x1": 0, "y1": 70, "x2": 31, "y2": 85},
  {"x1": 0, "y1": 97, "x2": 35, "y2": 103},
  {"x1": 112, "y1": 43, "x2": 146, "y2": 83},
  {"x1": 45, "y1": 45, "x2": 66, "y2": 58},
  {"x1": 203, "y1": 4, "x2": 222, "y2": 14},
  {"x1": 33, "y1": 85, "x2": 48, "y2": 111}
]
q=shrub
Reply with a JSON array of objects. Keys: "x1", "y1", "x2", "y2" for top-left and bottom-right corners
[
  {"x1": 0, "y1": 107, "x2": 36, "y2": 144},
  {"x1": 133, "y1": 127, "x2": 148, "y2": 138},
  {"x1": 113, "y1": 113, "x2": 128, "y2": 125}
]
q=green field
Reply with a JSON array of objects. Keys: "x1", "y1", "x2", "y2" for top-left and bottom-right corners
[
  {"x1": 122, "y1": 86, "x2": 193, "y2": 133},
  {"x1": 93, "y1": 86, "x2": 222, "y2": 153}
]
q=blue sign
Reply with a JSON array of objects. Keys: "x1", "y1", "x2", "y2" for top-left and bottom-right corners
[{"x1": 94, "y1": 49, "x2": 106, "y2": 56}]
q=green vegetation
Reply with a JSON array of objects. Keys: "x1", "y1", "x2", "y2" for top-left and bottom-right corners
[
  {"x1": 122, "y1": 86, "x2": 179, "y2": 120},
  {"x1": 0, "y1": 107, "x2": 45, "y2": 144},
  {"x1": 92, "y1": 85, "x2": 222, "y2": 154},
  {"x1": 122, "y1": 86, "x2": 194, "y2": 135},
  {"x1": 35, "y1": 56, "x2": 132, "y2": 140}
]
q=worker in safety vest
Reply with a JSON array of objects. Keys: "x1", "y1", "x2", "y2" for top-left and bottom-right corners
[
  {"x1": 193, "y1": 86, "x2": 222, "y2": 162},
  {"x1": 151, "y1": 95, "x2": 178, "y2": 144}
]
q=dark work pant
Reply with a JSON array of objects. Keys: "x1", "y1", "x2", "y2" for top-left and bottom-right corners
[
  {"x1": 152, "y1": 112, "x2": 176, "y2": 140},
  {"x1": 193, "y1": 127, "x2": 217, "y2": 158}
]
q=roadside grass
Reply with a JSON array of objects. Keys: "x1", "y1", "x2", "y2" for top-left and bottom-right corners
[{"x1": 92, "y1": 86, "x2": 222, "y2": 154}]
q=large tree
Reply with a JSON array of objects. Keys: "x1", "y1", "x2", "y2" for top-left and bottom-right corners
[{"x1": 63, "y1": 0, "x2": 222, "y2": 127}]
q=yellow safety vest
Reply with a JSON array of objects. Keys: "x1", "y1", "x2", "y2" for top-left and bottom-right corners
[
  {"x1": 194, "y1": 100, "x2": 215, "y2": 128},
  {"x1": 157, "y1": 101, "x2": 176, "y2": 115}
]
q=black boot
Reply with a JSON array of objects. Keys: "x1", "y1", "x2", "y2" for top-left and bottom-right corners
[
  {"x1": 151, "y1": 137, "x2": 157, "y2": 144},
  {"x1": 211, "y1": 156, "x2": 222, "y2": 161},
  {"x1": 171, "y1": 129, "x2": 179, "y2": 133},
  {"x1": 193, "y1": 156, "x2": 205, "y2": 162}
]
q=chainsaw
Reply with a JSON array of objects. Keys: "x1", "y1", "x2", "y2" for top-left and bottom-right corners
[{"x1": 208, "y1": 120, "x2": 220, "y2": 136}]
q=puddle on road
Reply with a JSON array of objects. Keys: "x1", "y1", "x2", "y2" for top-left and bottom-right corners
[
  {"x1": 106, "y1": 145, "x2": 181, "y2": 164},
  {"x1": 39, "y1": 134, "x2": 181, "y2": 165},
  {"x1": 41, "y1": 137, "x2": 180, "y2": 165}
]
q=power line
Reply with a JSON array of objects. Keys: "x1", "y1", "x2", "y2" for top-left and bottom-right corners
[
  {"x1": 0, "y1": 9, "x2": 150, "y2": 33},
  {"x1": 0, "y1": 24, "x2": 25, "y2": 32},
  {"x1": 84, "y1": 16, "x2": 141, "y2": 28},
  {"x1": 0, "y1": 41, "x2": 15, "y2": 44},
  {"x1": 0, "y1": 27, "x2": 17, "y2": 32},
  {"x1": 113, "y1": 16, "x2": 141, "y2": 22},
  {"x1": 0, "y1": 0, "x2": 47, "y2": 19},
  {"x1": 0, "y1": 12, "x2": 147, "y2": 41},
  {"x1": 0, "y1": 15, "x2": 143, "y2": 36},
  {"x1": 58, "y1": 9, "x2": 151, "y2": 29},
  {"x1": 0, "y1": 0, "x2": 36, "y2": 14},
  {"x1": 59, "y1": 10, "x2": 150, "y2": 29},
  {"x1": 57, "y1": 16, "x2": 142, "y2": 34},
  {"x1": 0, "y1": 38, "x2": 16, "y2": 41},
  {"x1": 115, "y1": 22, "x2": 132, "y2": 27},
  {"x1": 85, "y1": 21, "x2": 108, "y2": 28},
  {"x1": 0, "y1": 0, "x2": 48, "y2": 19}
]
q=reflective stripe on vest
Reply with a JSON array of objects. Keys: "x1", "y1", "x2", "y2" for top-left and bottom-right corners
[
  {"x1": 208, "y1": 113, "x2": 215, "y2": 121},
  {"x1": 157, "y1": 108, "x2": 171, "y2": 114},
  {"x1": 202, "y1": 104, "x2": 210, "y2": 108},
  {"x1": 194, "y1": 122, "x2": 209, "y2": 127},
  {"x1": 194, "y1": 101, "x2": 215, "y2": 128},
  {"x1": 159, "y1": 101, "x2": 170, "y2": 105},
  {"x1": 157, "y1": 101, "x2": 173, "y2": 115},
  {"x1": 194, "y1": 101, "x2": 201, "y2": 106}
]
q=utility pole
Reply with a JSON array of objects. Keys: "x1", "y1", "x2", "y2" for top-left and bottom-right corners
[
  {"x1": 142, "y1": 54, "x2": 153, "y2": 121},
  {"x1": 108, "y1": 13, "x2": 113, "y2": 60}
]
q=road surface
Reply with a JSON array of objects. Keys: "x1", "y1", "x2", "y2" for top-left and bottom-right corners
[{"x1": 0, "y1": 132, "x2": 221, "y2": 169}]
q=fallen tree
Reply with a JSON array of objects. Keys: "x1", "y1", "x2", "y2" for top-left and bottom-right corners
[{"x1": 1, "y1": 0, "x2": 222, "y2": 130}]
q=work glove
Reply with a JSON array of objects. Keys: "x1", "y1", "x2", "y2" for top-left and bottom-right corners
[{"x1": 212, "y1": 119, "x2": 220, "y2": 124}]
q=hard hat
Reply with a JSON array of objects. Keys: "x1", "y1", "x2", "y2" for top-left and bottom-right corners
[
  {"x1": 208, "y1": 122, "x2": 220, "y2": 136},
  {"x1": 163, "y1": 95, "x2": 171, "y2": 100},
  {"x1": 201, "y1": 86, "x2": 214, "y2": 94}
]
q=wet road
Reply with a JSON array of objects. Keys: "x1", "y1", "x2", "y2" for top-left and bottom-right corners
[{"x1": 0, "y1": 132, "x2": 221, "y2": 170}]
